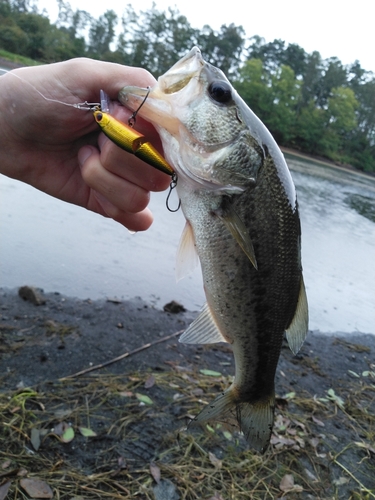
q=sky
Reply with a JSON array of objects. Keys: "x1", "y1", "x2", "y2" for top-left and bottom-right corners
[{"x1": 37, "y1": 0, "x2": 375, "y2": 73}]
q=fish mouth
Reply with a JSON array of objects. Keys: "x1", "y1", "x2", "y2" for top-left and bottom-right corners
[
  {"x1": 118, "y1": 47, "x2": 206, "y2": 135},
  {"x1": 158, "y1": 46, "x2": 204, "y2": 94}
]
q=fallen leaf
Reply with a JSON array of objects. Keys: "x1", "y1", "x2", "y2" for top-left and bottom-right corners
[
  {"x1": 79, "y1": 427, "x2": 97, "y2": 437},
  {"x1": 191, "y1": 388, "x2": 203, "y2": 396},
  {"x1": 208, "y1": 493, "x2": 224, "y2": 500},
  {"x1": 223, "y1": 431, "x2": 232, "y2": 441},
  {"x1": 0, "y1": 481, "x2": 11, "y2": 500},
  {"x1": 150, "y1": 462, "x2": 161, "y2": 484},
  {"x1": 1, "y1": 460, "x2": 11, "y2": 469},
  {"x1": 284, "y1": 391, "x2": 296, "y2": 399},
  {"x1": 31, "y1": 428, "x2": 41, "y2": 451},
  {"x1": 20, "y1": 478, "x2": 53, "y2": 498},
  {"x1": 312, "y1": 415, "x2": 325, "y2": 427},
  {"x1": 52, "y1": 422, "x2": 64, "y2": 437},
  {"x1": 61, "y1": 426, "x2": 75, "y2": 443},
  {"x1": 119, "y1": 391, "x2": 133, "y2": 397},
  {"x1": 280, "y1": 474, "x2": 294, "y2": 492},
  {"x1": 209, "y1": 452, "x2": 222, "y2": 470},
  {"x1": 271, "y1": 435, "x2": 296, "y2": 447},
  {"x1": 333, "y1": 477, "x2": 349, "y2": 486},
  {"x1": 199, "y1": 369, "x2": 221, "y2": 377},
  {"x1": 135, "y1": 393, "x2": 153, "y2": 405},
  {"x1": 279, "y1": 474, "x2": 303, "y2": 493},
  {"x1": 144, "y1": 375, "x2": 155, "y2": 388}
]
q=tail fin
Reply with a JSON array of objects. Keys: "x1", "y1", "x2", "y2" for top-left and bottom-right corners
[{"x1": 192, "y1": 388, "x2": 275, "y2": 453}]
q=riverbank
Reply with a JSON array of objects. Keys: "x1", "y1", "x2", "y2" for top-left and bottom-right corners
[
  {"x1": 0, "y1": 287, "x2": 373, "y2": 499},
  {"x1": 282, "y1": 147, "x2": 375, "y2": 181}
]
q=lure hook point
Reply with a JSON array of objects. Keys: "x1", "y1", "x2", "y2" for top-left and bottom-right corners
[{"x1": 166, "y1": 173, "x2": 181, "y2": 212}]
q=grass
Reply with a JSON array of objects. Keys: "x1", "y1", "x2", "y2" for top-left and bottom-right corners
[
  {"x1": 0, "y1": 366, "x2": 374, "y2": 499},
  {"x1": 0, "y1": 49, "x2": 40, "y2": 67}
]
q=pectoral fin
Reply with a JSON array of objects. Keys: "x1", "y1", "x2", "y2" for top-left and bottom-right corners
[
  {"x1": 179, "y1": 302, "x2": 228, "y2": 344},
  {"x1": 214, "y1": 205, "x2": 258, "y2": 270},
  {"x1": 175, "y1": 221, "x2": 199, "y2": 282},
  {"x1": 286, "y1": 276, "x2": 309, "y2": 355}
]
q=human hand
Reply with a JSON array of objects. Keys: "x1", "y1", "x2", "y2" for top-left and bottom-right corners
[{"x1": 0, "y1": 58, "x2": 170, "y2": 231}]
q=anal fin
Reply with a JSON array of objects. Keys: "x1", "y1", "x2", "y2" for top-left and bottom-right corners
[{"x1": 179, "y1": 302, "x2": 227, "y2": 344}]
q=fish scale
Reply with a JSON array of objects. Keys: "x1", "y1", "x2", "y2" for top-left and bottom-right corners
[{"x1": 119, "y1": 47, "x2": 308, "y2": 452}]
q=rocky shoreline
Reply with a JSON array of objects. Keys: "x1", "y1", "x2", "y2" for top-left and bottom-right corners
[{"x1": 0, "y1": 286, "x2": 374, "y2": 498}]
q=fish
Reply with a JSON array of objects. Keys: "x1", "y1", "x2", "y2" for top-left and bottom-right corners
[{"x1": 119, "y1": 47, "x2": 308, "y2": 452}]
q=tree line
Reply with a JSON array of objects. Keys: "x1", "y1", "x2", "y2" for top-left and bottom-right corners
[{"x1": 1, "y1": 0, "x2": 374, "y2": 172}]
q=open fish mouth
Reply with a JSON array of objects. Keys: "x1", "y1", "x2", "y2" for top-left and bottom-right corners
[
  {"x1": 158, "y1": 46, "x2": 204, "y2": 94},
  {"x1": 119, "y1": 48, "x2": 203, "y2": 114}
]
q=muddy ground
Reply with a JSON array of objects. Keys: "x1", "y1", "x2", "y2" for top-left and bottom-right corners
[{"x1": 0, "y1": 286, "x2": 374, "y2": 499}]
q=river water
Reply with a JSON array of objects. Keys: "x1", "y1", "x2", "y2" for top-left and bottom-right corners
[{"x1": 1, "y1": 153, "x2": 374, "y2": 334}]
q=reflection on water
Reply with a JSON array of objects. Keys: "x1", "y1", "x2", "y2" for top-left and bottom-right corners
[
  {"x1": 1, "y1": 154, "x2": 374, "y2": 334},
  {"x1": 344, "y1": 193, "x2": 375, "y2": 222}
]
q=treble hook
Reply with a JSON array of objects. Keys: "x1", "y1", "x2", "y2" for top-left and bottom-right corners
[
  {"x1": 166, "y1": 173, "x2": 181, "y2": 212},
  {"x1": 128, "y1": 86, "x2": 151, "y2": 128}
]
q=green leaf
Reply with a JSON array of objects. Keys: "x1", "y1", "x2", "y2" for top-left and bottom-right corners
[
  {"x1": 61, "y1": 426, "x2": 75, "y2": 443},
  {"x1": 223, "y1": 430, "x2": 232, "y2": 441},
  {"x1": 284, "y1": 391, "x2": 296, "y2": 399},
  {"x1": 199, "y1": 369, "x2": 222, "y2": 377},
  {"x1": 135, "y1": 393, "x2": 153, "y2": 405},
  {"x1": 79, "y1": 427, "x2": 97, "y2": 437}
]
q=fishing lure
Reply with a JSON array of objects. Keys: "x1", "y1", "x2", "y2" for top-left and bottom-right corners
[{"x1": 93, "y1": 90, "x2": 174, "y2": 176}]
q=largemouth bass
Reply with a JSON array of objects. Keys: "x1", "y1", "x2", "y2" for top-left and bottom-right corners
[{"x1": 119, "y1": 47, "x2": 308, "y2": 452}]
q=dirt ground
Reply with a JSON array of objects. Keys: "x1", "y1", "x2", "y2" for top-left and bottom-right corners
[{"x1": 0, "y1": 286, "x2": 374, "y2": 499}]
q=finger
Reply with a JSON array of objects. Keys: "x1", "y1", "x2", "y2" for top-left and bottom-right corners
[
  {"x1": 98, "y1": 134, "x2": 171, "y2": 193},
  {"x1": 93, "y1": 191, "x2": 154, "y2": 231},
  {"x1": 79, "y1": 145, "x2": 150, "y2": 214}
]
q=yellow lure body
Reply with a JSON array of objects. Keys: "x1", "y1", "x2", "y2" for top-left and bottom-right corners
[{"x1": 93, "y1": 110, "x2": 174, "y2": 176}]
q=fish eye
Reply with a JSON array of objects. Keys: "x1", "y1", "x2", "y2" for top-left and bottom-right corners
[{"x1": 208, "y1": 81, "x2": 232, "y2": 104}]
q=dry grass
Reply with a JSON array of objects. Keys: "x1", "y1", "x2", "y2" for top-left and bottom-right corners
[{"x1": 1, "y1": 366, "x2": 374, "y2": 499}]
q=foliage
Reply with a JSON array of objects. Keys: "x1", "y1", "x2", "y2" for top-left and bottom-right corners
[{"x1": 0, "y1": 0, "x2": 374, "y2": 171}]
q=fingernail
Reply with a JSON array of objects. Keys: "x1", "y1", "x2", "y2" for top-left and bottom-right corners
[{"x1": 78, "y1": 146, "x2": 93, "y2": 166}]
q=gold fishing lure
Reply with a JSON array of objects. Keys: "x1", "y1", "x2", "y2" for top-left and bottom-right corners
[{"x1": 93, "y1": 90, "x2": 174, "y2": 176}]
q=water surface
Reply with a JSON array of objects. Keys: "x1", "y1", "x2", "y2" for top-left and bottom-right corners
[{"x1": 1, "y1": 155, "x2": 374, "y2": 334}]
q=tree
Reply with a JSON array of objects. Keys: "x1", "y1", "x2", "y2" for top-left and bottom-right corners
[
  {"x1": 88, "y1": 9, "x2": 117, "y2": 58},
  {"x1": 118, "y1": 5, "x2": 198, "y2": 76},
  {"x1": 268, "y1": 65, "x2": 301, "y2": 144},
  {"x1": 197, "y1": 23, "x2": 245, "y2": 77},
  {"x1": 234, "y1": 58, "x2": 272, "y2": 121}
]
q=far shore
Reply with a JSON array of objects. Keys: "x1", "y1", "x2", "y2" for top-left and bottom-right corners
[{"x1": 1, "y1": 55, "x2": 373, "y2": 180}]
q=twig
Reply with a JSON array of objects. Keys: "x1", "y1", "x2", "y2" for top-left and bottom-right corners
[{"x1": 59, "y1": 330, "x2": 184, "y2": 381}]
